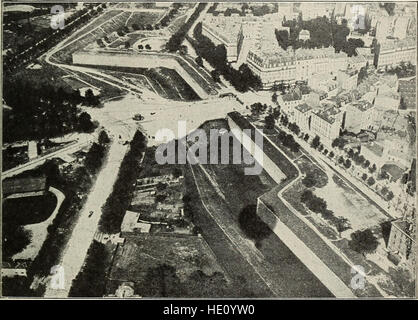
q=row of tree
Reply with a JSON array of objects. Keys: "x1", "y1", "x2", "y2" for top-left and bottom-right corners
[
  {"x1": 278, "y1": 16, "x2": 364, "y2": 57},
  {"x1": 4, "y1": 4, "x2": 106, "y2": 74},
  {"x1": 192, "y1": 23, "x2": 262, "y2": 92},
  {"x1": 166, "y1": 3, "x2": 207, "y2": 52},
  {"x1": 99, "y1": 131, "x2": 147, "y2": 233}
]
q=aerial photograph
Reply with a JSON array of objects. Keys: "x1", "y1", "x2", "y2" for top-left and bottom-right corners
[{"x1": 1, "y1": 1, "x2": 416, "y2": 300}]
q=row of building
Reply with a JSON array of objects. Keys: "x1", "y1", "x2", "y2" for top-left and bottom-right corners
[{"x1": 201, "y1": 9, "x2": 416, "y2": 89}]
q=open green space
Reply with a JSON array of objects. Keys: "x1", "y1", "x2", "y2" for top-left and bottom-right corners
[{"x1": 3, "y1": 191, "x2": 57, "y2": 226}]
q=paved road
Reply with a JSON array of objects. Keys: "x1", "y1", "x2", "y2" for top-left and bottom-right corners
[
  {"x1": 44, "y1": 133, "x2": 130, "y2": 298},
  {"x1": 2, "y1": 136, "x2": 94, "y2": 180}
]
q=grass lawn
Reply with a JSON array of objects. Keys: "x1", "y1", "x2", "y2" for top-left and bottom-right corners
[{"x1": 3, "y1": 191, "x2": 57, "y2": 226}]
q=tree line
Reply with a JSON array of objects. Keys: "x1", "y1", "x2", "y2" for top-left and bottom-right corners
[
  {"x1": 166, "y1": 3, "x2": 207, "y2": 52},
  {"x1": 191, "y1": 23, "x2": 262, "y2": 92},
  {"x1": 99, "y1": 130, "x2": 147, "y2": 234},
  {"x1": 3, "y1": 78, "x2": 98, "y2": 142},
  {"x1": 277, "y1": 16, "x2": 364, "y2": 57}
]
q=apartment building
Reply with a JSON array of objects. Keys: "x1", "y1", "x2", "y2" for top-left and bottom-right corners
[
  {"x1": 310, "y1": 104, "x2": 344, "y2": 146},
  {"x1": 344, "y1": 100, "x2": 376, "y2": 134},
  {"x1": 375, "y1": 38, "x2": 417, "y2": 68},
  {"x1": 293, "y1": 103, "x2": 313, "y2": 133}
]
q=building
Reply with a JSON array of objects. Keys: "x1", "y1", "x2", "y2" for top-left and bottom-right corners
[
  {"x1": 393, "y1": 16, "x2": 410, "y2": 39},
  {"x1": 293, "y1": 103, "x2": 313, "y2": 133},
  {"x1": 387, "y1": 219, "x2": 415, "y2": 269},
  {"x1": 337, "y1": 68, "x2": 359, "y2": 91},
  {"x1": 375, "y1": 16, "x2": 394, "y2": 42},
  {"x1": 27, "y1": 141, "x2": 38, "y2": 160},
  {"x1": 299, "y1": 2, "x2": 334, "y2": 20},
  {"x1": 277, "y1": 3, "x2": 294, "y2": 23},
  {"x1": 298, "y1": 29, "x2": 310, "y2": 41},
  {"x1": 201, "y1": 13, "x2": 245, "y2": 62},
  {"x1": 398, "y1": 76, "x2": 416, "y2": 110},
  {"x1": 121, "y1": 210, "x2": 152, "y2": 234},
  {"x1": 355, "y1": 47, "x2": 375, "y2": 67},
  {"x1": 345, "y1": 100, "x2": 375, "y2": 133},
  {"x1": 310, "y1": 104, "x2": 344, "y2": 147},
  {"x1": 375, "y1": 38, "x2": 417, "y2": 68},
  {"x1": 247, "y1": 46, "x2": 348, "y2": 89},
  {"x1": 3, "y1": 176, "x2": 47, "y2": 199}
]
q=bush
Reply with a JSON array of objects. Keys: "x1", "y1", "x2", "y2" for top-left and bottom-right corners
[
  {"x1": 349, "y1": 229, "x2": 379, "y2": 256},
  {"x1": 302, "y1": 174, "x2": 316, "y2": 188}
]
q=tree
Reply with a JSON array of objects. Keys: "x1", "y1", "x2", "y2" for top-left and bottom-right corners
[
  {"x1": 362, "y1": 173, "x2": 368, "y2": 181},
  {"x1": 272, "y1": 92, "x2": 278, "y2": 104},
  {"x1": 210, "y1": 69, "x2": 221, "y2": 83},
  {"x1": 329, "y1": 151, "x2": 334, "y2": 158},
  {"x1": 145, "y1": 44, "x2": 151, "y2": 50},
  {"x1": 98, "y1": 130, "x2": 110, "y2": 146},
  {"x1": 238, "y1": 205, "x2": 272, "y2": 246},
  {"x1": 344, "y1": 159, "x2": 352, "y2": 169},
  {"x1": 156, "y1": 182, "x2": 167, "y2": 191},
  {"x1": 78, "y1": 112, "x2": 95, "y2": 132},
  {"x1": 349, "y1": 229, "x2": 379, "y2": 257},
  {"x1": 302, "y1": 174, "x2": 316, "y2": 188},
  {"x1": 195, "y1": 56, "x2": 204, "y2": 67},
  {"x1": 84, "y1": 89, "x2": 100, "y2": 107},
  {"x1": 265, "y1": 114, "x2": 275, "y2": 130},
  {"x1": 85, "y1": 142, "x2": 106, "y2": 173},
  {"x1": 311, "y1": 135, "x2": 320, "y2": 149},
  {"x1": 2, "y1": 224, "x2": 32, "y2": 258},
  {"x1": 124, "y1": 41, "x2": 130, "y2": 49},
  {"x1": 367, "y1": 176, "x2": 375, "y2": 186},
  {"x1": 362, "y1": 159, "x2": 370, "y2": 169},
  {"x1": 369, "y1": 163, "x2": 377, "y2": 173}
]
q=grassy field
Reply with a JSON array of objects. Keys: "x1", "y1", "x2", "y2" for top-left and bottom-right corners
[
  {"x1": 3, "y1": 191, "x2": 57, "y2": 225},
  {"x1": 91, "y1": 65, "x2": 200, "y2": 101},
  {"x1": 107, "y1": 234, "x2": 229, "y2": 297},
  {"x1": 185, "y1": 120, "x2": 334, "y2": 297},
  {"x1": 125, "y1": 11, "x2": 166, "y2": 28}
]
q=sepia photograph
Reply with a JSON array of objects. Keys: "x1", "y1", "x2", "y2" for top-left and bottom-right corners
[{"x1": 0, "y1": 0, "x2": 416, "y2": 304}]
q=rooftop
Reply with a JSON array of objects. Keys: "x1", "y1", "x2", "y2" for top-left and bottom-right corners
[
  {"x1": 363, "y1": 142, "x2": 384, "y2": 157},
  {"x1": 295, "y1": 103, "x2": 312, "y2": 113},
  {"x1": 349, "y1": 100, "x2": 374, "y2": 112},
  {"x1": 3, "y1": 176, "x2": 47, "y2": 195},
  {"x1": 313, "y1": 105, "x2": 341, "y2": 124}
]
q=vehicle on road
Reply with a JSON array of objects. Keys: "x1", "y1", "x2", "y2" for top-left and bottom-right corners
[
  {"x1": 88, "y1": 211, "x2": 94, "y2": 218},
  {"x1": 133, "y1": 114, "x2": 144, "y2": 121}
]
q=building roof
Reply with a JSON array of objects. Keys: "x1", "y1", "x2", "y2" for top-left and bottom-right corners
[
  {"x1": 313, "y1": 105, "x2": 341, "y2": 124},
  {"x1": 295, "y1": 103, "x2": 312, "y2": 113},
  {"x1": 398, "y1": 76, "x2": 416, "y2": 109},
  {"x1": 121, "y1": 210, "x2": 151, "y2": 233},
  {"x1": 381, "y1": 163, "x2": 405, "y2": 181},
  {"x1": 282, "y1": 90, "x2": 302, "y2": 102},
  {"x1": 363, "y1": 142, "x2": 384, "y2": 157},
  {"x1": 3, "y1": 176, "x2": 47, "y2": 195},
  {"x1": 349, "y1": 100, "x2": 374, "y2": 112}
]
